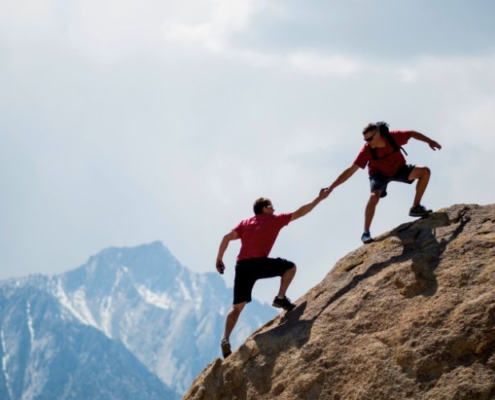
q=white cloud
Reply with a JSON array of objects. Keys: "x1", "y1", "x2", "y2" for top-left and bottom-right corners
[
  {"x1": 0, "y1": 0, "x2": 267, "y2": 60},
  {"x1": 394, "y1": 67, "x2": 419, "y2": 83},
  {"x1": 162, "y1": 0, "x2": 263, "y2": 52},
  {"x1": 0, "y1": 0, "x2": 54, "y2": 31},
  {"x1": 288, "y1": 52, "x2": 362, "y2": 77}
]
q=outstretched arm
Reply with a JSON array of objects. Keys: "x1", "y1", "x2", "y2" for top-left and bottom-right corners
[
  {"x1": 410, "y1": 131, "x2": 442, "y2": 151},
  {"x1": 324, "y1": 164, "x2": 360, "y2": 194},
  {"x1": 290, "y1": 188, "x2": 330, "y2": 222},
  {"x1": 215, "y1": 230, "x2": 239, "y2": 274}
]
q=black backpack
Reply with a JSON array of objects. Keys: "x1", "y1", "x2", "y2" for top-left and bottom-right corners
[{"x1": 369, "y1": 121, "x2": 408, "y2": 160}]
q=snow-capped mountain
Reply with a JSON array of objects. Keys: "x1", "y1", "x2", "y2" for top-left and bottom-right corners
[{"x1": 0, "y1": 242, "x2": 277, "y2": 399}]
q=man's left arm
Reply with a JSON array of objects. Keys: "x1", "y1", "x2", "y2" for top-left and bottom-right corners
[
  {"x1": 409, "y1": 131, "x2": 442, "y2": 151},
  {"x1": 290, "y1": 188, "x2": 330, "y2": 222}
]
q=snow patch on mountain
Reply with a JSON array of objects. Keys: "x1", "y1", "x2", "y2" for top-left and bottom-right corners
[
  {"x1": 27, "y1": 301, "x2": 34, "y2": 343},
  {"x1": 1, "y1": 330, "x2": 13, "y2": 399},
  {"x1": 136, "y1": 286, "x2": 173, "y2": 310},
  {"x1": 53, "y1": 279, "x2": 97, "y2": 328},
  {"x1": 100, "y1": 296, "x2": 113, "y2": 337}
]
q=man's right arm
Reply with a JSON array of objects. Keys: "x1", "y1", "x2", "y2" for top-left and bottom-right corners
[
  {"x1": 325, "y1": 164, "x2": 360, "y2": 193},
  {"x1": 216, "y1": 230, "x2": 239, "y2": 274},
  {"x1": 290, "y1": 188, "x2": 330, "y2": 222}
]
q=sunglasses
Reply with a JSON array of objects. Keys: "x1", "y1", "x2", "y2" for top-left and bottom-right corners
[
  {"x1": 364, "y1": 131, "x2": 378, "y2": 142},
  {"x1": 265, "y1": 204, "x2": 273, "y2": 209}
]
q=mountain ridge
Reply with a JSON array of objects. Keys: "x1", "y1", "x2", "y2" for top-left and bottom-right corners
[{"x1": 0, "y1": 241, "x2": 277, "y2": 398}]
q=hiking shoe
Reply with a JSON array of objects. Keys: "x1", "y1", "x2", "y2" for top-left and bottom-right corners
[
  {"x1": 361, "y1": 231, "x2": 373, "y2": 244},
  {"x1": 272, "y1": 296, "x2": 296, "y2": 311},
  {"x1": 409, "y1": 205, "x2": 432, "y2": 217},
  {"x1": 221, "y1": 339, "x2": 231, "y2": 359}
]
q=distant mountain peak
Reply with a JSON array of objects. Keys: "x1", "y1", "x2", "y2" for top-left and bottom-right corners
[{"x1": 0, "y1": 239, "x2": 278, "y2": 398}]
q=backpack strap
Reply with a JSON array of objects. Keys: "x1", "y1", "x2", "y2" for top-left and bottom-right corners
[{"x1": 370, "y1": 122, "x2": 408, "y2": 160}]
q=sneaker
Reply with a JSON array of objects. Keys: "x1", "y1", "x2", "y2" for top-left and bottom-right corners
[
  {"x1": 361, "y1": 231, "x2": 373, "y2": 244},
  {"x1": 272, "y1": 296, "x2": 296, "y2": 311},
  {"x1": 221, "y1": 339, "x2": 232, "y2": 359},
  {"x1": 409, "y1": 205, "x2": 432, "y2": 217}
]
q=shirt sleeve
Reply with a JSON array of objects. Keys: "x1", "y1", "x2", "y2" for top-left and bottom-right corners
[
  {"x1": 276, "y1": 213, "x2": 292, "y2": 227},
  {"x1": 353, "y1": 145, "x2": 370, "y2": 169},
  {"x1": 233, "y1": 220, "x2": 244, "y2": 236},
  {"x1": 391, "y1": 130, "x2": 412, "y2": 146}
]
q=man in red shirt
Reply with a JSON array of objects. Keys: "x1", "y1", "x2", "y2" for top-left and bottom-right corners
[
  {"x1": 324, "y1": 122, "x2": 441, "y2": 244},
  {"x1": 215, "y1": 189, "x2": 329, "y2": 358}
]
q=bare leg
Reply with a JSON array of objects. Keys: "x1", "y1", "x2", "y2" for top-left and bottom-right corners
[
  {"x1": 364, "y1": 191, "x2": 381, "y2": 232},
  {"x1": 408, "y1": 166, "x2": 431, "y2": 206},
  {"x1": 277, "y1": 265, "x2": 297, "y2": 298},
  {"x1": 223, "y1": 302, "x2": 246, "y2": 342}
]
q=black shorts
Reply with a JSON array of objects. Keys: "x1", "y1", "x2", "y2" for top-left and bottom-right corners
[
  {"x1": 369, "y1": 164, "x2": 415, "y2": 198},
  {"x1": 233, "y1": 257, "x2": 295, "y2": 305}
]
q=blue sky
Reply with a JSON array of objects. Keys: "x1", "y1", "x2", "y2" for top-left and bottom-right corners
[{"x1": 1, "y1": 0, "x2": 494, "y2": 303}]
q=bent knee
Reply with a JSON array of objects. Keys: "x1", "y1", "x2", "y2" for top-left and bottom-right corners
[
  {"x1": 419, "y1": 166, "x2": 431, "y2": 175},
  {"x1": 369, "y1": 191, "x2": 381, "y2": 202},
  {"x1": 411, "y1": 166, "x2": 430, "y2": 179},
  {"x1": 284, "y1": 263, "x2": 297, "y2": 275}
]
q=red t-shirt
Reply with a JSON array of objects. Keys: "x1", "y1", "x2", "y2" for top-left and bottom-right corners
[
  {"x1": 353, "y1": 130, "x2": 412, "y2": 176},
  {"x1": 234, "y1": 213, "x2": 292, "y2": 261}
]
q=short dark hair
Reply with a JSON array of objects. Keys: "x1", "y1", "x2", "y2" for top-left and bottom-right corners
[
  {"x1": 363, "y1": 121, "x2": 389, "y2": 135},
  {"x1": 362, "y1": 123, "x2": 379, "y2": 135},
  {"x1": 253, "y1": 197, "x2": 272, "y2": 215}
]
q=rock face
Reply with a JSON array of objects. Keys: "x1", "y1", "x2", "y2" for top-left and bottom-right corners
[{"x1": 183, "y1": 204, "x2": 495, "y2": 400}]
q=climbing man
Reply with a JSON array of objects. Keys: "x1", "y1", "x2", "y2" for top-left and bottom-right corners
[
  {"x1": 216, "y1": 188, "x2": 330, "y2": 358},
  {"x1": 324, "y1": 121, "x2": 441, "y2": 243}
]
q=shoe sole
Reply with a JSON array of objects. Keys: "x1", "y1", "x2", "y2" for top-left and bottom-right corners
[
  {"x1": 362, "y1": 238, "x2": 373, "y2": 244},
  {"x1": 272, "y1": 303, "x2": 295, "y2": 311},
  {"x1": 409, "y1": 211, "x2": 432, "y2": 218}
]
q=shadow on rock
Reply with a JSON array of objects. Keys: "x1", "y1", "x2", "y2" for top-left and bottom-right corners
[{"x1": 254, "y1": 208, "x2": 471, "y2": 361}]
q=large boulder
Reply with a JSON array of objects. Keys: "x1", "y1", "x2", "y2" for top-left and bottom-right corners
[{"x1": 184, "y1": 204, "x2": 495, "y2": 400}]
